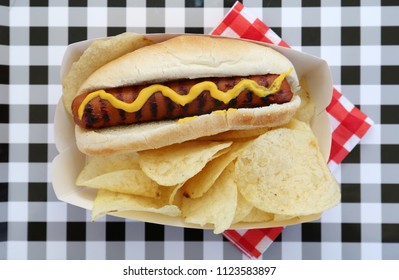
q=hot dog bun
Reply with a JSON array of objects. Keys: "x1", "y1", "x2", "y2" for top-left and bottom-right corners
[{"x1": 64, "y1": 34, "x2": 302, "y2": 155}]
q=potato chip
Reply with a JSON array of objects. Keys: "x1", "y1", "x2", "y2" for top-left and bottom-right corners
[
  {"x1": 75, "y1": 151, "x2": 159, "y2": 197},
  {"x1": 160, "y1": 183, "x2": 185, "y2": 206},
  {"x1": 76, "y1": 151, "x2": 140, "y2": 183},
  {"x1": 294, "y1": 78, "x2": 316, "y2": 123},
  {"x1": 92, "y1": 189, "x2": 181, "y2": 221},
  {"x1": 77, "y1": 169, "x2": 160, "y2": 198},
  {"x1": 241, "y1": 207, "x2": 274, "y2": 223},
  {"x1": 273, "y1": 214, "x2": 295, "y2": 222},
  {"x1": 235, "y1": 126, "x2": 340, "y2": 216},
  {"x1": 281, "y1": 118, "x2": 313, "y2": 132},
  {"x1": 182, "y1": 163, "x2": 237, "y2": 234},
  {"x1": 139, "y1": 141, "x2": 232, "y2": 186},
  {"x1": 232, "y1": 191, "x2": 254, "y2": 224},
  {"x1": 183, "y1": 142, "x2": 250, "y2": 198}
]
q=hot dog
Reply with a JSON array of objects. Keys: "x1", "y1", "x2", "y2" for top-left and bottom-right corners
[
  {"x1": 62, "y1": 34, "x2": 301, "y2": 155},
  {"x1": 71, "y1": 74, "x2": 294, "y2": 129}
]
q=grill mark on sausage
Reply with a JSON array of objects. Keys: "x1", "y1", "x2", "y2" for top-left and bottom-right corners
[
  {"x1": 116, "y1": 88, "x2": 126, "y2": 122},
  {"x1": 149, "y1": 93, "x2": 158, "y2": 118},
  {"x1": 228, "y1": 96, "x2": 238, "y2": 108},
  {"x1": 166, "y1": 97, "x2": 175, "y2": 113},
  {"x1": 85, "y1": 103, "x2": 96, "y2": 128},
  {"x1": 213, "y1": 79, "x2": 224, "y2": 109},
  {"x1": 118, "y1": 109, "x2": 126, "y2": 121},
  {"x1": 135, "y1": 110, "x2": 142, "y2": 120},
  {"x1": 261, "y1": 95, "x2": 271, "y2": 105},
  {"x1": 245, "y1": 91, "x2": 253, "y2": 104},
  {"x1": 213, "y1": 96, "x2": 223, "y2": 109},
  {"x1": 100, "y1": 99, "x2": 110, "y2": 123},
  {"x1": 197, "y1": 92, "x2": 206, "y2": 115}
]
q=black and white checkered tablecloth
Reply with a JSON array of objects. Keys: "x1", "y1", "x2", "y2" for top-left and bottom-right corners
[{"x1": 1, "y1": 0, "x2": 398, "y2": 260}]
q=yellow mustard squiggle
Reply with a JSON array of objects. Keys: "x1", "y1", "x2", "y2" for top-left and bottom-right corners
[{"x1": 78, "y1": 68, "x2": 292, "y2": 120}]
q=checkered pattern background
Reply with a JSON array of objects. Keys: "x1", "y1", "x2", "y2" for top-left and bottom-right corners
[{"x1": 1, "y1": 0, "x2": 399, "y2": 260}]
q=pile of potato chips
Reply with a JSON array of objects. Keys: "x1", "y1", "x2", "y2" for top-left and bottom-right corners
[{"x1": 76, "y1": 117, "x2": 340, "y2": 234}]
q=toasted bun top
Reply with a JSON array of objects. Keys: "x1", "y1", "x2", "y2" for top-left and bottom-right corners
[{"x1": 78, "y1": 35, "x2": 300, "y2": 96}]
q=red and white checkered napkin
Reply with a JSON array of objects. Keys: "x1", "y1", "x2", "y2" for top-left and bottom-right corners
[{"x1": 211, "y1": 1, "x2": 373, "y2": 259}]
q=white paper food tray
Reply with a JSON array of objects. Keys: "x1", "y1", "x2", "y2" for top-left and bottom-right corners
[{"x1": 52, "y1": 34, "x2": 333, "y2": 230}]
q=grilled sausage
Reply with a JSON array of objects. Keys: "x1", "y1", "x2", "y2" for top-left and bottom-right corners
[{"x1": 71, "y1": 74, "x2": 294, "y2": 129}]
